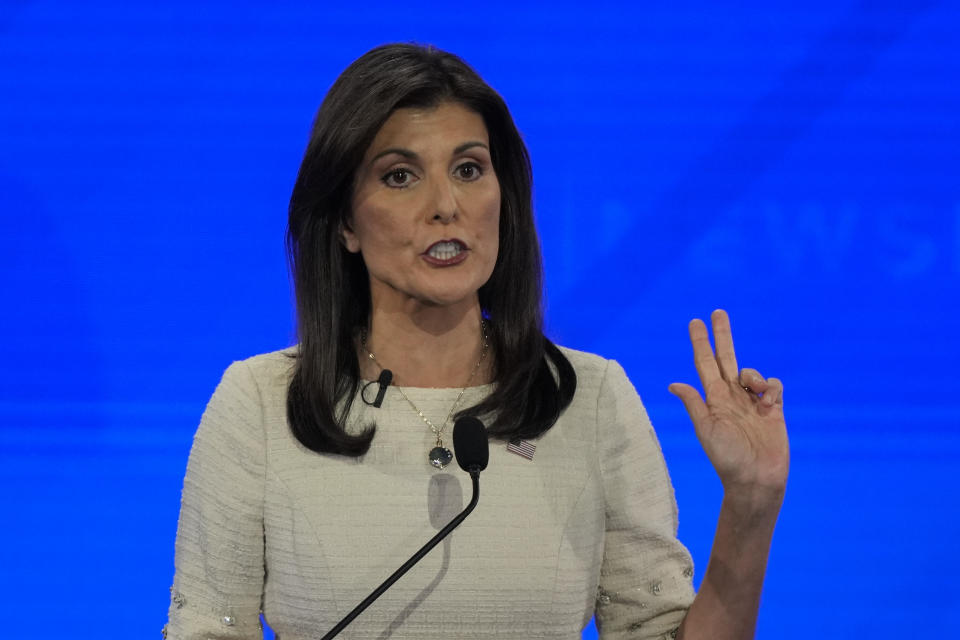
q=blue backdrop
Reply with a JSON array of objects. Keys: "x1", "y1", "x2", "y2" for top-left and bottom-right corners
[{"x1": 1, "y1": 1, "x2": 958, "y2": 637}]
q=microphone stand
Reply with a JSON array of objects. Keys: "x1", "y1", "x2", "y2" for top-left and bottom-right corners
[{"x1": 319, "y1": 470, "x2": 481, "y2": 640}]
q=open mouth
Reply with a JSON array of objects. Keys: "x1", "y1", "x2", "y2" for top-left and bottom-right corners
[{"x1": 426, "y1": 240, "x2": 466, "y2": 260}]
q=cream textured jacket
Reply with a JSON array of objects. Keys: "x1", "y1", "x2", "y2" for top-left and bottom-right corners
[{"x1": 165, "y1": 347, "x2": 695, "y2": 639}]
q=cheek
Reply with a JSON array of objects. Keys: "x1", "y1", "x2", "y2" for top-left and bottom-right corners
[
  {"x1": 474, "y1": 179, "x2": 500, "y2": 225},
  {"x1": 479, "y1": 194, "x2": 501, "y2": 268},
  {"x1": 485, "y1": 190, "x2": 501, "y2": 246},
  {"x1": 353, "y1": 203, "x2": 413, "y2": 251}
]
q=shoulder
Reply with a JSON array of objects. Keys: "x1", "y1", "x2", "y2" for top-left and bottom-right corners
[
  {"x1": 227, "y1": 345, "x2": 298, "y2": 387},
  {"x1": 194, "y1": 347, "x2": 298, "y2": 446},
  {"x1": 200, "y1": 347, "x2": 297, "y2": 416},
  {"x1": 554, "y1": 344, "x2": 631, "y2": 396},
  {"x1": 235, "y1": 345, "x2": 298, "y2": 372},
  {"x1": 552, "y1": 345, "x2": 647, "y2": 438},
  {"x1": 555, "y1": 344, "x2": 608, "y2": 370},
  {"x1": 548, "y1": 345, "x2": 642, "y2": 440},
  {"x1": 555, "y1": 344, "x2": 610, "y2": 378}
]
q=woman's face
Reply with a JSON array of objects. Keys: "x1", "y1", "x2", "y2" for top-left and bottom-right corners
[{"x1": 344, "y1": 102, "x2": 501, "y2": 313}]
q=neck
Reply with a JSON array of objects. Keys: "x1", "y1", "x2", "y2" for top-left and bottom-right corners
[{"x1": 361, "y1": 301, "x2": 490, "y2": 388}]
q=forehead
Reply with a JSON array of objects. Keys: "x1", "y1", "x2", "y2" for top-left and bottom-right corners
[{"x1": 365, "y1": 102, "x2": 489, "y2": 156}]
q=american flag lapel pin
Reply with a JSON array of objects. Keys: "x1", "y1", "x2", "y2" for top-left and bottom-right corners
[{"x1": 506, "y1": 438, "x2": 536, "y2": 461}]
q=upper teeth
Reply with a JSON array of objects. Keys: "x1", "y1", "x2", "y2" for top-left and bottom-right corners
[{"x1": 429, "y1": 241, "x2": 462, "y2": 260}]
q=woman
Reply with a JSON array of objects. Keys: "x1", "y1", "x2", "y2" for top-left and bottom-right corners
[{"x1": 166, "y1": 44, "x2": 788, "y2": 639}]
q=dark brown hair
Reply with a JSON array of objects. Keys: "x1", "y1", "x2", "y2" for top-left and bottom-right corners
[{"x1": 286, "y1": 43, "x2": 575, "y2": 456}]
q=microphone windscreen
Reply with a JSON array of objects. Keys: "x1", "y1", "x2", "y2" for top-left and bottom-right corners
[
  {"x1": 378, "y1": 369, "x2": 393, "y2": 386},
  {"x1": 452, "y1": 417, "x2": 488, "y2": 472}
]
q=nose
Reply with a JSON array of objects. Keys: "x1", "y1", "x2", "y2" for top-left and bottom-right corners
[{"x1": 430, "y1": 179, "x2": 458, "y2": 223}]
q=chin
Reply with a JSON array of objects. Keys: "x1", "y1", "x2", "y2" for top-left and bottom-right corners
[
  {"x1": 414, "y1": 276, "x2": 489, "y2": 308},
  {"x1": 421, "y1": 294, "x2": 478, "y2": 309},
  {"x1": 412, "y1": 285, "x2": 483, "y2": 308}
]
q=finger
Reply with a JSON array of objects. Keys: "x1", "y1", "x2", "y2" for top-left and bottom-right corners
[
  {"x1": 738, "y1": 367, "x2": 765, "y2": 393},
  {"x1": 739, "y1": 369, "x2": 784, "y2": 407},
  {"x1": 688, "y1": 318, "x2": 722, "y2": 392},
  {"x1": 711, "y1": 309, "x2": 739, "y2": 381},
  {"x1": 764, "y1": 377, "x2": 784, "y2": 406},
  {"x1": 668, "y1": 382, "x2": 710, "y2": 425}
]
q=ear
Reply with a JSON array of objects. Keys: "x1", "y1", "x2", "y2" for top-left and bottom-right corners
[{"x1": 339, "y1": 220, "x2": 361, "y2": 253}]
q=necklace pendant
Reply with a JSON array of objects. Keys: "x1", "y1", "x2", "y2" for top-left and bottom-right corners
[{"x1": 429, "y1": 446, "x2": 454, "y2": 469}]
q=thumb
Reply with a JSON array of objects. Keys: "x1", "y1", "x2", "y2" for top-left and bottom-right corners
[{"x1": 668, "y1": 382, "x2": 709, "y2": 426}]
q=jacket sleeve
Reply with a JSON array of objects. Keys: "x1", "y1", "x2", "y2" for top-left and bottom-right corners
[
  {"x1": 594, "y1": 360, "x2": 695, "y2": 640},
  {"x1": 165, "y1": 360, "x2": 266, "y2": 639}
]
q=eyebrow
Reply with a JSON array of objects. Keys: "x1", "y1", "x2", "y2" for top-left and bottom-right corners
[{"x1": 368, "y1": 141, "x2": 489, "y2": 164}]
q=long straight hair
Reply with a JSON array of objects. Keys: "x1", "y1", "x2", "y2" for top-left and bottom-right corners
[{"x1": 286, "y1": 43, "x2": 575, "y2": 456}]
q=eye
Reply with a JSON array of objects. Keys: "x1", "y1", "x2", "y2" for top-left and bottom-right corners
[
  {"x1": 455, "y1": 162, "x2": 483, "y2": 181},
  {"x1": 381, "y1": 168, "x2": 417, "y2": 188}
]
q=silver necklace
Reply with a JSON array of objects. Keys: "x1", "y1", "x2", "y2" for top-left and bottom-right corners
[{"x1": 361, "y1": 321, "x2": 489, "y2": 469}]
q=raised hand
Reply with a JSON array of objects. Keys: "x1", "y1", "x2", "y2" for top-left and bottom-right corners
[{"x1": 668, "y1": 310, "x2": 789, "y2": 500}]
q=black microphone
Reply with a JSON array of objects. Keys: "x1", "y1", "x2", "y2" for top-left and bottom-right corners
[
  {"x1": 452, "y1": 416, "x2": 488, "y2": 475},
  {"x1": 360, "y1": 369, "x2": 392, "y2": 408},
  {"x1": 320, "y1": 417, "x2": 489, "y2": 639}
]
